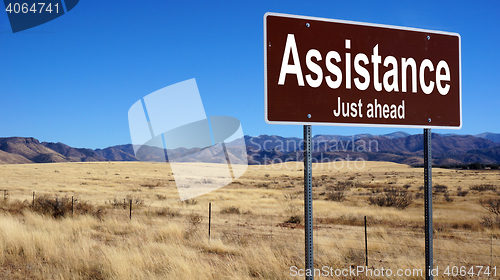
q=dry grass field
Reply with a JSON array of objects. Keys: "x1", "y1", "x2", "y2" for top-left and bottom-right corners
[{"x1": 0, "y1": 161, "x2": 499, "y2": 279}]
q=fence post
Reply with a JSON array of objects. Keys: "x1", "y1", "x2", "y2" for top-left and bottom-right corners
[
  {"x1": 3, "y1": 190, "x2": 6, "y2": 200},
  {"x1": 208, "y1": 202, "x2": 212, "y2": 241},
  {"x1": 129, "y1": 199, "x2": 132, "y2": 220},
  {"x1": 32, "y1": 191, "x2": 35, "y2": 208},
  {"x1": 365, "y1": 216, "x2": 368, "y2": 267},
  {"x1": 71, "y1": 196, "x2": 74, "y2": 217}
]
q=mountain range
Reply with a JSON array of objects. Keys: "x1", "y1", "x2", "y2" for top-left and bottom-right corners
[{"x1": 0, "y1": 132, "x2": 499, "y2": 166}]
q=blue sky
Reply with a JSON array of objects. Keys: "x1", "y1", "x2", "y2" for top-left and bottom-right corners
[{"x1": 0, "y1": 0, "x2": 499, "y2": 149}]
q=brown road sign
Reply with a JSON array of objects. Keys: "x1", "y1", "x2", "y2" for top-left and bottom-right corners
[{"x1": 264, "y1": 13, "x2": 461, "y2": 129}]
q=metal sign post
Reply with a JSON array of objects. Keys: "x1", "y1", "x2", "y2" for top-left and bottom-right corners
[
  {"x1": 303, "y1": 125, "x2": 314, "y2": 280},
  {"x1": 424, "y1": 128, "x2": 433, "y2": 279}
]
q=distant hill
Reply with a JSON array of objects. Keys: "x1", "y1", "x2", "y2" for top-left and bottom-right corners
[
  {"x1": 94, "y1": 145, "x2": 138, "y2": 161},
  {"x1": 380, "y1": 131, "x2": 411, "y2": 139},
  {"x1": 0, "y1": 132, "x2": 498, "y2": 166},
  {"x1": 41, "y1": 142, "x2": 105, "y2": 162},
  {"x1": 463, "y1": 145, "x2": 500, "y2": 163},
  {"x1": 242, "y1": 133, "x2": 499, "y2": 166},
  {"x1": 0, "y1": 137, "x2": 66, "y2": 163},
  {"x1": 0, "y1": 149, "x2": 32, "y2": 164},
  {"x1": 476, "y1": 132, "x2": 500, "y2": 143},
  {"x1": 357, "y1": 134, "x2": 498, "y2": 154},
  {"x1": 0, "y1": 137, "x2": 131, "y2": 163}
]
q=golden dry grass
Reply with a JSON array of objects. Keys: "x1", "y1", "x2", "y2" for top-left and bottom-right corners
[{"x1": 0, "y1": 161, "x2": 499, "y2": 279}]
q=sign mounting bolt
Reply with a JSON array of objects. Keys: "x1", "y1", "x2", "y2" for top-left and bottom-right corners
[
  {"x1": 427, "y1": 35, "x2": 430, "y2": 40},
  {"x1": 307, "y1": 114, "x2": 311, "y2": 118},
  {"x1": 306, "y1": 23, "x2": 310, "y2": 27},
  {"x1": 428, "y1": 118, "x2": 431, "y2": 122}
]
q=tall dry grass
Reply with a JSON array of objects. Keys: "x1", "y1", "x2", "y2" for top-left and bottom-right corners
[
  {"x1": 0, "y1": 210, "x2": 296, "y2": 279},
  {"x1": 0, "y1": 161, "x2": 499, "y2": 279}
]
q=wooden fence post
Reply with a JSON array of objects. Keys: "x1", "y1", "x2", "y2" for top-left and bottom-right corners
[
  {"x1": 208, "y1": 202, "x2": 212, "y2": 241},
  {"x1": 365, "y1": 216, "x2": 368, "y2": 267},
  {"x1": 129, "y1": 199, "x2": 132, "y2": 220}
]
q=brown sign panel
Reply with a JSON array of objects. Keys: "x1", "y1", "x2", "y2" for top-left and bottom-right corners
[{"x1": 265, "y1": 13, "x2": 461, "y2": 128}]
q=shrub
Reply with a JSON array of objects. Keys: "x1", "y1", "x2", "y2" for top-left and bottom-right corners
[
  {"x1": 283, "y1": 193, "x2": 299, "y2": 215},
  {"x1": 337, "y1": 180, "x2": 354, "y2": 190},
  {"x1": 259, "y1": 182, "x2": 270, "y2": 188},
  {"x1": 480, "y1": 215, "x2": 500, "y2": 228},
  {"x1": 107, "y1": 196, "x2": 144, "y2": 209},
  {"x1": 32, "y1": 195, "x2": 93, "y2": 218},
  {"x1": 367, "y1": 187, "x2": 413, "y2": 209},
  {"x1": 457, "y1": 190, "x2": 469, "y2": 197},
  {"x1": 129, "y1": 196, "x2": 144, "y2": 206},
  {"x1": 327, "y1": 180, "x2": 354, "y2": 192},
  {"x1": 444, "y1": 192, "x2": 453, "y2": 203},
  {"x1": 471, "y1": 184, "x2": 497, "y2": 192},
  {"x1": 434, "y1": 184, "x2": 448, "y2": 193},
  {"x1": 338, "y1": 214, "x2": 360, "y2": 226},
  {"x1": 156, "y1": 207, "x2": 180, "y2": 217},
  {"x1": 284, "y1": 215, "x2": 301, "y2": 224},
  {"x1": 469, "y1": 162, "x2": 482, "y2": 170},
  {"x1": 72, "y1": 198, "x2": 94, "y2": 214},
  {"x1": 184, "y1": 212, "x2": 203, "y2": 240},
  {"x1": 220, "y1": 206, "x2": 240, "y2": 214},
  {"x1": 188, "y1": 212, "x2": 203, "y2": 227},
  {"x1": 34, "y1": 196, "x2": 68, "y2": 218},
  {"x1": 107, "y1": 198, "x2": 126, "y2": 208},
  {"x1": 325, "y1": 191, "x2": 346, "y2": 202},
  {"x1": 182, "y1": 198, "x2": 198, "y2": 206},
  {"x1": 480, "y1": 198, "x2": 500, "y2": 216},
  {"x1": 156, "y1": 194, "x2": 167, "y2": 200},
  {"x1": 343, "y1": 249, "x2": 365, "y2": 265},
  {"x1": 94, "y1": 208, "x2": 105, "y2": 221},
  {"x1": 0, "y1": 199, "x2": 29, "y2": 215}
]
